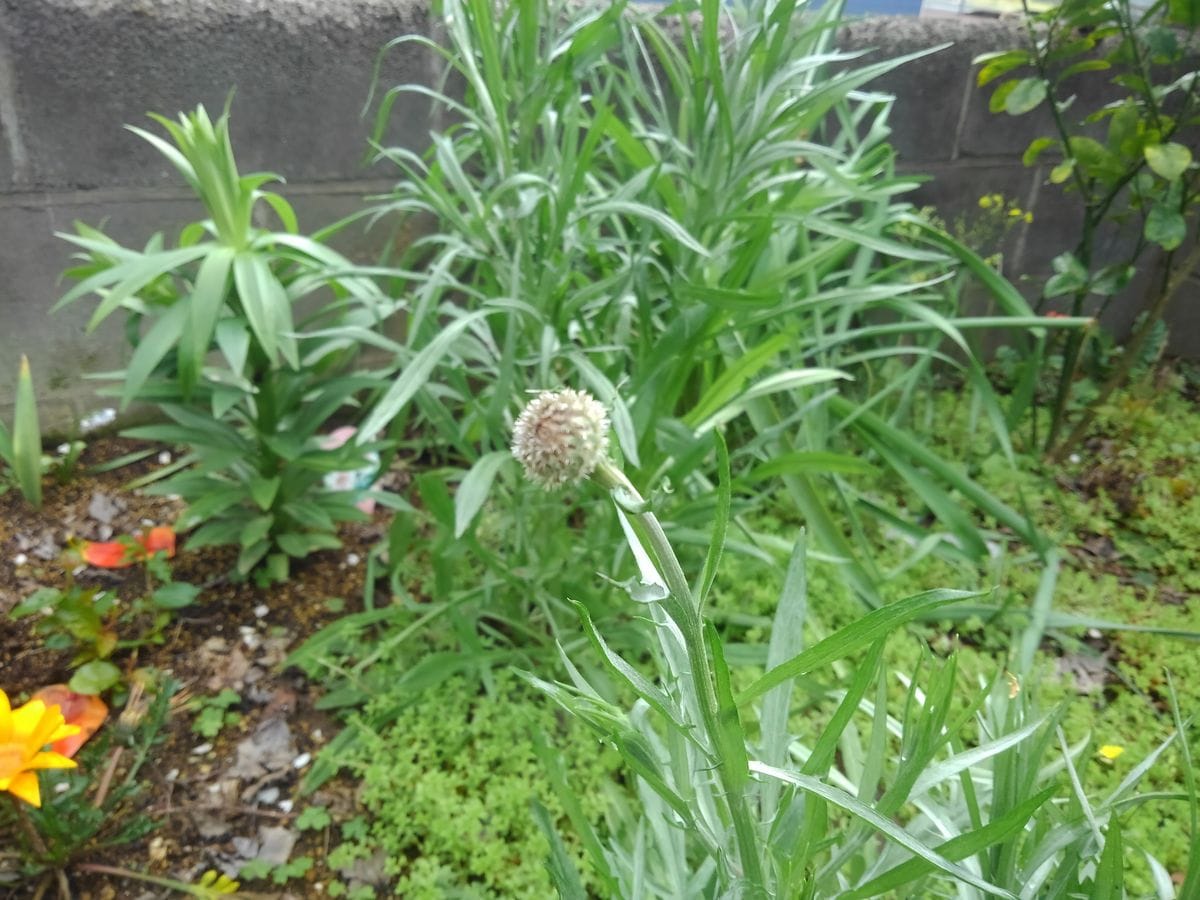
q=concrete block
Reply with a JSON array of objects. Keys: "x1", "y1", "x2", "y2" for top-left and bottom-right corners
[
  {"x1": 1165, "y1": 274, "x2": 1200, "y2": 359},
  {"x1": 839, "y1": 16, "x2": 1017, "y2": 164},
  {"x1": 905, "y1": 159, "x2": 1036, "y2": 280},
  {"x1": 0, "y1": 0, "x2": 436, "y2": 191},
  {"x1": 0, "y1": 195, "x2": 211, "y2": 430}
]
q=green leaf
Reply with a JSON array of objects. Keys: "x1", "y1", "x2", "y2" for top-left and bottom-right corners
[
  {"x1": 843, "y1": 788, "x2": 1056, "y2": 898},
  {"x1": 453, "y1": 450, "x2": 510, "y2": 538},
  {"x1": 974, "y1": 50, "x2": 1031, "y2": 87},
  {"x1": 988, "y1": 79, "x2": 1019, "y2": 114},
  {"x1": 276, "y1": 531, "x2": 342, "y2": 557},
  {"x1": 12, "y1": 355, "x2": 42, "y2": 508},
  {"x1": 707, "y1": 620, "x2": 751, "y2": 794},
  {"x1": 1068, "y1": 136, "x2": 1120, "y2": 180},
  {"x1": 1106, "y1": 101, "x2": 1140, "y2": 157},
  {"x1": 1090, "y1": 264, "x2": 1135, "y2": 296},
  {"x1": 1023, "y1": 137, "x2": 1058, "y2": 167},
  {"x1": 737, "y1": 589, "x2": 980, "y2": 705},
  {"x1": 152, "y1": 581, "x2": 201, "y2": 609},
  {"x1": 249, "y1": 475, "x2": 281, "y2": 511},
  {"x1": 1049, "y1": 158, "x2": 1075, "y2": 184},
  {"x1": 531, "y1": 798, "x2": 588, "y2": 900},
  {"x1": 1145, "y1": 203, "x2": 1187, "y2": 250},
  {"x1": 179, "y1": 248, "x2": 234, "y2": 395},
  {"x1": 357, "y1": 309, "x2": 495, "y2": 441},
  {"x1": 1003, "y1": 78, "x2": 1046, "y2": 116},
  {"x1": 1060, "y1": 59, "x2": 1110, "y2": 80},
  {"x1": 1092, "y1": 817, "x2": 1125, "y2": 900},
  {"x1": 573, "y1": 601, "x2": 687, "y2": 735},
  {"x1": 697, "y1": 430, "x2": 731, "y2": 607},
  {"x1": 683, "y1": 333, "x2": 791, "y2": 428},
  {"x1": 1168, "y1": 0, "x2": 1200, "y2": 26},
  {"x1": 70, "y1": 660, "x2": 122, "y2": 694},
  {"x1": 1044, "y1": 252, "x2": 1089, "y2": 299},
  {"x1": 751, "y1": 762, "x2": 1018, "y2": 898},
  {"x1": 240, "y1": 514, "x2": 274, "y2": 549},
  {"x1": 121, "y1": 300, "x2": 189, "y2": 407},
  {"x1": 232, "y1": 251, "x2": 298, "y2": 369},
  {"x1": 747, "y1": 451, "x2": 876, "y2": 481},
  {"x1": 582, "y1": 199, "x2": 709, "y2": 257},
  {"x1": 1144, "y1": 142, "x2": 1192, "y2": 181}
]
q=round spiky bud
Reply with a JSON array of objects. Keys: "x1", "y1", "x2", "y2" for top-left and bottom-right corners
[{"x1": 511, "y1": 389, "x2": 610, "y2": 490}]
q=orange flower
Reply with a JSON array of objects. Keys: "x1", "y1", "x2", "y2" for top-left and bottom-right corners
[
  {"x1": 0, "y1": 688, "x2": 80, "y2": 807},
  {"x1": 136, "y1": 526, "x2": 176, "y2": 559},
  {"x1": 78, "y1": 526, "x2": 176, "y2": 569},
  {"x1": 80, "y1": 539, "x2": 137, "y2": 568},
  {"x1": 30, "y1": 686, "x2": 108, "y2": 759}
]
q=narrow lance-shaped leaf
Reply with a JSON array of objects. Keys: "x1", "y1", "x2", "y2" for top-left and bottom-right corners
[
  {"x1": 12, "y1": 355, "x2": 43, "y2": 508},
  {"x1": 453, "y1": 450, "x2": 511, "y2": 538},
  {"x1": 738, "y1": 589, "x2": 981, "y2": 705},
  {"x1": 750, "y1": 762, "x2": 1018, "y2": 899}
]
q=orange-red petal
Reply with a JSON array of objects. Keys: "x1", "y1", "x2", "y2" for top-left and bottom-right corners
[
  {"x1": 31, "y1": 686, "x2": 106, "y2": 758},
  {"x1": 81, "y1": 540, "x2": 136, "y2": 568},
  {"x1": 136, "y1": 526, "x2": 176, "y2": 558}
]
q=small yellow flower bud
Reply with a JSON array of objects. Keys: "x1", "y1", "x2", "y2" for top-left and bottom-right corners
[{"x1": 1098, "y1": 744, "x2": 1124, "y2": 761}]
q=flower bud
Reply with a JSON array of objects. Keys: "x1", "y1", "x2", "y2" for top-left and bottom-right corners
[{"x1": 511, "y1": 389, "x2": 610, "y2": 489}]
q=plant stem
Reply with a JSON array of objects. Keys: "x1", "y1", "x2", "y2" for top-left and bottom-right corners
[
  {"x1": 593, "y1": 461, "x2": 767, "y2": 893},
  {"x1": 1049, "y1": 237, "x2": 1200, "y2": 459},
  {"x1": 9, "y1": 798, "x2": 70, "y2": 900}
]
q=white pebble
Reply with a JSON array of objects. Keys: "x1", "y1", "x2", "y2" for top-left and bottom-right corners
[
  {"x1": 1069, "y1": 453, "x2": 1081, "y2": 464},
  {"x1": 1087, "y1": 628, "x2": 1102, "y2": 639},
  {"x1": 345, "y1": 552, "x2": 361, "y2": 566},
  {"x1": 253, "y1": 603, "x2": 270, "y2": 619},
  {"x1": 80, "y1": 408, "x2": 116, "y2": 432},
  {"x1": 166, "y1": 769, "x2": 179, "y2": 782},
  {"x1": 257, "y1": 786, "x2": 280, "y2": 805},
  {"x1": 157, "y1": 451, "x2": 172, "y2": 465},
  {"x1": 191, "y1": 743, "x2": 213, "y2": 755},
  {"x1": 55, "y1": 781, "x2": 70, "y2": 794},
  {"x1": 57, "y1": 443, "x2": 71, "y2": 455},
  {"x1": 311, "y1": 728, "x2": 323, "y2": 742},
  {"x1": 278, "y1": 799, "x2": 294, "y2": 813},
  {"x1": 292, "y1": 752, "x2": 312, "y2": 769},
  {"x1": 13, "y1": 553, "x2": 27, "y2": 566},
  {"x1": 239, "y1": 626, "x2": 262, "y2": 650}
]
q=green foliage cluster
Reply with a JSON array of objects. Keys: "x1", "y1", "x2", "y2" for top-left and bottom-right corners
[
  {"x1": 364, "y1": 0, "x2": 1052, "y2": 628},
  {"x1": 54, "y1": 104, "x2": 406, "y2": 582},
  {"x1": 975, "y1": 0, "x2": 1200, "y2": 456},
  {"x1": 0, "y1": 355, "x2": 44, "y2": 507},
  {"x1": 0, "y1": 683, "x2": 174, "y2": 880},
  {"x1": 325, "y1": 672, "x2": 619, "y2": 898}
]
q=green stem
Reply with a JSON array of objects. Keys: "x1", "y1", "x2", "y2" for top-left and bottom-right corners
[
  {"x1": 1049, "y1": 236, "x2": 1200, "y2": 459},
  {"x1": 592, "y1": 461, "x2": 767, "y2": 893}
]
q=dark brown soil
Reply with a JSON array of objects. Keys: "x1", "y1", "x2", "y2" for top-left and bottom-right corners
[{"x1": 1, "y1": 438, "x2": 390, "y2": 899}]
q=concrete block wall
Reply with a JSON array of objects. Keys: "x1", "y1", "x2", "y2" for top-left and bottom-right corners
[
  {"x1": 0, "y1": 2, "x2": 1194, "y2": 429},
  {"x1": 839, "y1": 15, "x2": 1198, "y2": 353}
]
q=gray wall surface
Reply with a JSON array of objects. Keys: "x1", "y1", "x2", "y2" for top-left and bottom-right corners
[{"x1": 0, "y1": 2, "x2": 1195, "y2": 430}]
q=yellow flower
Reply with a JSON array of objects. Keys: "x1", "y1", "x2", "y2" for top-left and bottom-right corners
[
  {"x1": 1024, "y1": 211, "x2": 1034, "y2": 224},
  {"x1": 0, "y1": 689, "x2": 80, "y2": 807},
  {"x1": 1098, "y1": 744, "x2": 1125, "y2": 761},
  {"x1": 978, "y1": 195, "x2": 993, "y2": 209}
]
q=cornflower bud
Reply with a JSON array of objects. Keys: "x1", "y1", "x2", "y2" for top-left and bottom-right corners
[{"x1": 511, "y1": 389, "x2": 610, "y2": 489}]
